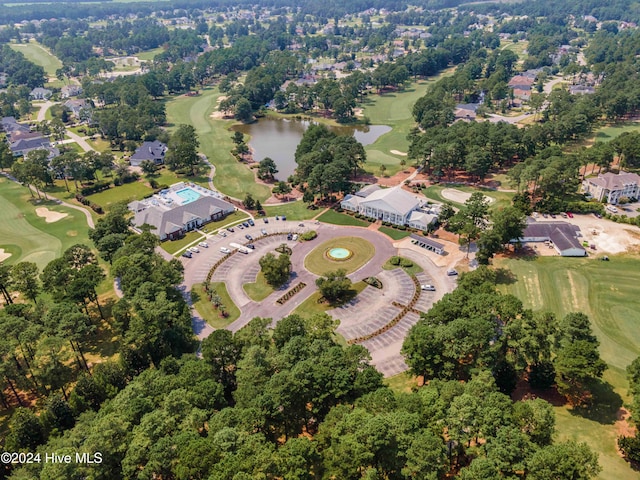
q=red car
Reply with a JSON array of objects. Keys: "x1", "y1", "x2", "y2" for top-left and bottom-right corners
[{"x1": 566, "y1": 212, "x2": 574, "y2": 218}]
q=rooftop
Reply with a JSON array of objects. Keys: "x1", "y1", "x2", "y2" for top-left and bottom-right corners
[{"x1": 586, "y1": 172, "x2": 640, "y2": 190}]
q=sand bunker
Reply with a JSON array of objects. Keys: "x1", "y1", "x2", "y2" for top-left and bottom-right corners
[
  {"x1": 441, "y1": 188, "x2": 495, "y2": 204},
  {"x1": 36, "y1": 207, "x2": 68, "y2": 223},
  {"x1": 0, "y1": 248, "x2": 11, "y2": 262},
  {"x1": 390, "y1": 150, "x2": 407, "y2": 156}
]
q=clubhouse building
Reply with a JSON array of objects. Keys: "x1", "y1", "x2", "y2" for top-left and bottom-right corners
[
  {"x1": 582, "y1": 171, "x2": 640, "y2": 205},
  {"x1": 128, "y1": 182, "x2": 235, "y2": 240},
  {"x1": 513, "y1": 220, "x2": 587, "y2": 257},
  {"x1": 341, "y1": 185, "x2": 438, "y2": 231}
]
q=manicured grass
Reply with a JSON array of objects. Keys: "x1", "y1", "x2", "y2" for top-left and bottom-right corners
[
  {"x1": 86, "y1": 180, "x2": 153, "y2": 210},
  {"x1": 494, "y1": 255, "x2": 640, "y2": 480},
  {"x1": 136, "y1": 47, "x2": 165, "y2": 62},
  {"x1": 243, "y1": 271, "x2": 274, "y2": 302},
  {"x1": 191, "y1": 282, "x2": 239, "y2": 329},
  {"x1": 379, "y1": 226, "x2": 411, "y2": 240},
  {"x1": 264, "y1": 202, "x2": 322, "y2": 220},
  {"x1": 0, "y1": 178, "x2": 91, "y2": 270},
  {"x1": 86, "y1": 137, "x2": 114, "y2": 153},
  {"x1": 9, "y1": 41, "x2": 62, "y2": 77},
  {"x1": 593, "y1": 122, "x2": 640, "y2": 143},
  {"x1": 382, "y1": 256, "x2": 423, "y2": 276},
  {"x1": 317, "y1": 209, "x2": 370, "y2": 227},
  {"x1": 360, "y1": 69, "x2": 455, "y2": 175},
  {"x1": 304, "y1": 236, "x2": 375, "y2": 276},
  {"x1": 161, "y1": 231, "x2": 204, "y2": 255},
  {"x1": 292, "y1": 280, "x2": 367, "y2": 317},
  {"x1": 148, "y1": 167, "x2": 209, "y2": 189},
  {"x1": 165, "y1": 87, "x2": 271, "y2": 201},
  {"x1": 385, "y1": 372, "x2": 420, "y2": 393},
  {"x1": 423, "y1": 184, "x2": 514, "y2": 211}
]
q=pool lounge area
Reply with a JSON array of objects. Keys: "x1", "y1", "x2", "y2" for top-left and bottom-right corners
[{"x1": 175, "y1": 187, "x2": 201, "y2": 204}]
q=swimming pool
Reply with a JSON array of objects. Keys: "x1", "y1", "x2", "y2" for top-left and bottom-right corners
[{"x1": 175, "y1": 188, "x2": 201, "y2": 204}]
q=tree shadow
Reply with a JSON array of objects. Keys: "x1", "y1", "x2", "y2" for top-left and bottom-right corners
[
  {"x1": 191, "y1": 288, "x2": 201, "y2": 304},
  {"x1": 495, "y1": 267, "x2": 517, "y2": 285},
  {"x1": 570, "y1": 379, "x2": 623, "y2": 425}
]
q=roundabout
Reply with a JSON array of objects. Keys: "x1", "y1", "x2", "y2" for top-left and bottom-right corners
[{"x1": 304, "y1": 236, "x2": 376, "y2": 275}]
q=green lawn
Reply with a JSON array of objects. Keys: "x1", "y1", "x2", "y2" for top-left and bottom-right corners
[
  {"x1": 292, "y1": 280, "x2": 367, "y2": 318},
  {"x1": 382, "y1": 257, "x2": 423, "y2": 276},
  {"x1": 243, "y1": 271, "x2": 274, "y2": 302},
  {"x1": 136, "y1": 47, "x2": 165, "y2": 62},
  {"x1": 304, "y1": 236, "x2": 375, "y2": 276},
  {"x1": 86, "y1": 180, "x2": 153, "y2": 210},
  {"x1": 317, "y1": 209, "x2": 370, "y2": 227},
  {"x1": 264, "y1": 202, "x2": 322, "y2": 220},
  {"x1": 360, "y1": 69, "x2": 455, "y2": 175},
  {"x1": 379, "y1": 226, "x2": 411, "y2": 240},
  {"x1": 494, "y1": 256, "x2": 640, "y2": 480},
  {"x1": 593, "y1": 122, "x2": 640, "y2": 143},
  {"x1": 9, "y1": 41, "x2": 62, "y2": 77},
  {"x1": 423, "y1": 184, "x2": 514, "y2": 211},
  {"x1": 161, "y1": 231, "x2": 204, "y2": 255},
  {"x1": 385, "y1": 372, "x2": 420, "y2": 393},
  {"x1": 0, "y1": 178, "x2": 91, "y2": 270},
  {"x1": 191, "y1": 282, "x2": 239, "y2": 329},
  {"x1": 165, "y1": 88, "x2": 271, "y2": 201}
]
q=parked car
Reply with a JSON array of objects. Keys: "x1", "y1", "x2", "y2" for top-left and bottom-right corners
[
  {"x1": 220, "y1": 247, "x2": 231, "y2": 254},
  {"x1": 298, "y1": 223, "x2": 304, "y2": 227},
  {"x1": 594, "y1": 212, "x2": 602, "y2": 218},
  {"x1": 227, "y1": 227, "x2": 234, "y2": 232},
  {"x1": 263, "y1": 217, "x2": 269, "y2": 223},
  {"x1": 287, "y1": 233, "x2": 293, "y2": 241},
  {"x1": 261, "y1": 229, "x2": 267, "y2": 235},
  {"x1": 446, "y1": 269, "x2": 458, "y2": 276},
  {"x1": 198, "y1": 242, "x2": 209, "y2": 248},
  {"x1": 292, "y1": 234, "x2": 298, "y2": 241},
  {"x1": 550, "y1": 213, "x2": 556, "y2": 218},
  {"x1": 246, "y1": 244, "x2": 255, "y2": 250},
  {"x1": 566, "y1": 212, "x2": 574, "y2": 218},
  {"x1": 188, "y1": 246, "x2": 200, "y2": 253},
  {"x1": 218, "y1": 231, "x2": 227, "y2": 237},
  {"x1": 245, "y1": 234, "x2": 253, "y2": 241},
  {"x1": 181, "y1": 251, "x2": 192, "y2": 258},
  {"x1": 421, "y1": 285, "x2": 436, "y2": 291},
  {"x1": 242, "y1": 222, "x2": 250, "y2": 228},
  {"x1": 248, "y1": 219, "x2": 255, "y2": 226},
  {"x1": 542, "y1": 213, "x2": 548, "y2": 218},
  {"x1": 238, "y1": 224, "x2": 244, "y2": 229},
  {"x1": 282, "y1": 216, "x2": 287, "y2": 221},
  {"x1": 275, "y1": 215, "x2": 280, "y2": 220}
]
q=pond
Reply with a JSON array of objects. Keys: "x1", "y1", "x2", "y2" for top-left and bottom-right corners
[{"x1": 232, "y1": 117, "x2": 391, "y2": 180}]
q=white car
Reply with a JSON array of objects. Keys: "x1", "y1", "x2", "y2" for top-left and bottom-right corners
[
  {"x1": 188, "y1": 246, "x2": 200, "y2": 253},
  {"x1": 292, "y1": 234, "x2": 298, "y2": 241},
  {"x1": 218, "y1": 231, "x2": 227, "y2": 237},
  {"x1": 198, "y1": 242, "x2": 209, "y2": 248},
  {"x1": 421, "y1": 284, "x2": 436, "y2": 291},
  {"x1": 220, "y1": 247, "x2": 231, "y2": 254}
]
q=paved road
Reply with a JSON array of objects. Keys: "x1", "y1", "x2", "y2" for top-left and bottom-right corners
[
  {"x1": 177, "y1": 218, "x2": 460, "y2": 376},
  {"x1": 36, "y1": 100, "x2": 55, "y2": 122},
  {"x1": 64, "y1": 130, "x2": 95, "y2": 152}
]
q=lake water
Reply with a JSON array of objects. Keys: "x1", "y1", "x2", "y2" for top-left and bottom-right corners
[{"x1": 232, "y1": 117, "x2": 391, "y2": 180}]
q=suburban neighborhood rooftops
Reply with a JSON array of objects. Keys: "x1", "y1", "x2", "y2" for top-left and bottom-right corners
[{"x1": 130, "y1": 140, "x2": 167, "y2": 163}]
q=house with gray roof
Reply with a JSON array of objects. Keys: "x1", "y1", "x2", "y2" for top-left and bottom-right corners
[
  {"x1": 9, "y1": 135, "x2": 52, "y2": 157},
  {"x1": 61, "y1": 84, "x2": 82, "y2": 98},
  {"x1": 342, "y1": 186, "x2": 434, "y2": 230},
  {"x1": 29, "y1": 87, "x2": 52, "y2": 100},
  {"x1": 513, "y1": 221, "x2": 586, "y2": 257},
  {"x1": 583, "y1": 172, "x2": 640, "y2": 204},
  {"x1": 128, "y1": 183, "x2": 235, "y2": 240},
  {"x1": 130, "y1": 140, "x2": 167, "y2": 167},
  {"x1": 64, "y1": 99, "x2": 90, "y2": 118},
  {"x1": 1, "y1": 116, "x2": 30, "y2": 135}
]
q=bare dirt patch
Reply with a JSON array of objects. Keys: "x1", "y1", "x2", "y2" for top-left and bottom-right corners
[
  {"x1": 0, "y1": 248, "x2": 11, "y2": 262},
  {"x1": 565, "y1": 215, "x2": 640, "y2": 254},
  {"x1": 35, "y1": 207, "x2": 68, "y2": 223},
  {"x1": 441, "y1": 188, "x2": 495, "y2": 204}
]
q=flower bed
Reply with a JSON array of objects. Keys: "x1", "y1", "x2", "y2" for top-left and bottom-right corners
[
  {"x1": 364, "y1": 276, "x2": 383, "y2": 289},
  {"x1": 276, "y1": 282, "x2": 307, "y2": 305}
]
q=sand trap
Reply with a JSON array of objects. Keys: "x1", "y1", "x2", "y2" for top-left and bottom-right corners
[
  {"x1": 390, "y1": 150, "x2": 407, "y2": 156},
  {"x1": 441, "y1": 188, "x2": 495, "y2": 204},
  {"x1": 0, "y1": 248, "x2": 11, "y2": 262},
  {"x1": 36, "y1": 207, "x2": 68, "y2": 223}
]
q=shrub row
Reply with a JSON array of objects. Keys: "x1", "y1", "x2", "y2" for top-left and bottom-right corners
[
  {"x1": 300, "y1": 230, "x2": 317, "y2": 241},
  {"x1": 389, "y1": 256, "x2": 414, "y2": 268},
  {"x1": 364, "y1": 276, "x2": 383, "y2": 289},
  {"x1": 276, "y1": 282, "x2": 306, "y2": 305},
  {"x1": 604, "y1": 213, "x2": 640, "y2": 227},
  {"x1": 348, "y1": 276, "x2": 421, "y2": 344},
  {"x1": 566, "y1": 201, "x2": 605, "y2": 214},
  {"x1": 80, "y1": 180, "x2": 111, "y2": 196}
]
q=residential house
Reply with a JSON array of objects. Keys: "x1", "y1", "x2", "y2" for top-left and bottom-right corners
[
  {"x1": 0, "y1": 73, "x2": 7, "y2": 87},
  {"x1": 60, "y1": 84, "x2": 82, "y2": 98},
  {"x1": 29, "y1": 87, "x2": 52, "y2": 100},
  {"x1": 569, "y1": 85, "x2": 595, "y2": 95},
  {"x1": 9, "y1": 135, "x2": 51, "y2": 157},
  {"x1": 0, "y1": 116, "x2": 30, "y2": 135},
  {"x1": 128, "y1": 183, "x2": 235, "y2": 240},
  {"x1": 514, "y1": 221, "x2": 586, "y2": 257},
  {"x1": 129, "y1": 140, "x2": 168, "y2": 167},
  {"x1": 508, "y1": 75, "x2": 535, "y2": 89},
  {"x1": 64, "y1": 99, "x2": 90, "y2": 119},
  {"x1": 454, "y1": 103, "x2": 479, "y2": 121},
  {"x1": 582, "y1": 172, "x2": 640, "y2": 204}
]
